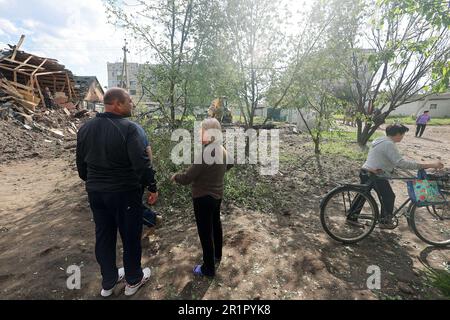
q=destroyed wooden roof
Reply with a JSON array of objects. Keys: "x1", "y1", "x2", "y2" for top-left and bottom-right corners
[
  {"x1": 0, "y1": 48, "x2": 77, "y2": 99},
  {"x1": 0, "y1": 36, "x2": 79, "y2": 111}
]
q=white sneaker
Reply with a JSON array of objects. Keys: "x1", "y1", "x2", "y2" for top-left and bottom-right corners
[
  {"x1": 101, "y1": 267, "x2": 125, "y2": 298},
  {"x1": 124, "y1": 267, "x2": 151, "y2": 296}
]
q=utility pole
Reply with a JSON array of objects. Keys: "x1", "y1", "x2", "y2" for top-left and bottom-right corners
[{"x1": 120, "y1": 39, "x2": 130, "y2": 92}]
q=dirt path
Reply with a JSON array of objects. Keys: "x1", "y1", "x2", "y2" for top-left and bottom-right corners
[{"x1": 0, "y1": 126, "x2": 448, "y2": 300}]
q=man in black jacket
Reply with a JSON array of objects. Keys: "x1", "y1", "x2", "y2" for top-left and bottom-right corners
[{"x1": 76, "y1": 88, "x2": 157, "y2": 297}]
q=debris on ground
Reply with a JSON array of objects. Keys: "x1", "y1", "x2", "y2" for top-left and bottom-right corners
[{"x1": 0, "y1": 35, "x2": 98, "y2": 163}]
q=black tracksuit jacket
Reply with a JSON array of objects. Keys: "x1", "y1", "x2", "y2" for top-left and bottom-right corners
[{"x1": 76, "y1": 112, "x2": 156, "y2": 193}]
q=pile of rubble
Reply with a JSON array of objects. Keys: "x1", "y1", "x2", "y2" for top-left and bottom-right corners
[
  {"x1": 0, "y1": 98, "x2": 95, "y2": 163},
  {"x1": 0, "y1": 35, "x2": 98, "y2": 163}
]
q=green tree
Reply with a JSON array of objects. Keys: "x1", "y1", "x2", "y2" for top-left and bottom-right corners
[
  {"x1": 220, "y1": 0, "x2": 293, "y2": 129},
  {"x1": 379, "y1": 0, "x2": 450, "y2": 28},
  {"x1": 262, "y1": 0, "x2": 338, "y2": 126},
  {"x1": 105, "y1": 0, "x2": 220, "y2": 128},
  {"x1": 274, "y1": 49, "x2": 345, "y2": 155},
  {"x1": 267, "y1": 0, "x2": 362, "y2": 154},
  {"x1": 331, "y1": 0, "x2": 449, "y2": 146},
  {"x1": 379, "y1": 0, "x2": 450, "y2": 92}
]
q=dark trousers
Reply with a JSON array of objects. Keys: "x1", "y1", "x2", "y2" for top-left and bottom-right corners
[
  {"x1": 350, "y1": 170, "x2": 396, "y2": 222},
  {"x1": 193, "y1": 195, "x2": 223, "y2": 276},
  {"x1": 416, "y1": 124, "x2": 426, "y2": 137},
  {"x1": 88, "y1": 189, "x2": 144, "y2": 289}
]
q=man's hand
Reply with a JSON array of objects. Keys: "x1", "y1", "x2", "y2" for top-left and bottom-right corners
[
  {"x1": 148, "y1": 192, "x2": 159, "y2": 205},
  {"x1": 366, "y1": 168, "x2": 383, "y2": 175},
  {"x1": 423, "y1": 161, "x2": 444, "y2": 170}
]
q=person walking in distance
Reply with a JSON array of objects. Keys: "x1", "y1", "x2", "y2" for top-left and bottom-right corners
[{"x1": 415, "y1": 110, "x2": 431, "y2": 138}]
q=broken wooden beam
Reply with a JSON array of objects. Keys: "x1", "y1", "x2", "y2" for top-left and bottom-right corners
[
  {"x1": 13, "y1": 56, "x2": 34, "y2": 71},
  {"x1": 2, "y1": 58, "x2": 46, "y2": 71},
  {"x1": 31, "y1": 59, "x2": 49, "y2": 77},
  {"x1": 66, "y1": 73, "x2": 72, "y2": 100},
  {"x1": 35, "y1": 78, "x2": 46, "y2": 109},
  {"x1": 11, "y1": 35, "x2": 25, "y2": 60}
]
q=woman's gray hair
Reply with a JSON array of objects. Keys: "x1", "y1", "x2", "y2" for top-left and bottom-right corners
[
  {"x1": 201, "y1": 117, "x2": 222, "y2": 131},
  {"x1": 201, "y1": 118, "x2": 222, "y2": 143}
]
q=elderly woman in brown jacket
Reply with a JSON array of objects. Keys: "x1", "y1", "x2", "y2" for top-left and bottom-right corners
[{"x1": 171, "y1": 118, "x2": 233, "y2": 277}]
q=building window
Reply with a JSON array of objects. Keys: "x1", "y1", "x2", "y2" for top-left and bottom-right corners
[
  {"x1": 430, "y1": 104, "x2": 437, "y2": 110},
  {"x1": 130, "y1": 90, "x2": 137, "y2": 95}
]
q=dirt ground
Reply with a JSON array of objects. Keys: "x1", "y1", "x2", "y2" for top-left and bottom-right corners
[{"x1": 0, "y1": 124, "x2": 448, "y2": 300}]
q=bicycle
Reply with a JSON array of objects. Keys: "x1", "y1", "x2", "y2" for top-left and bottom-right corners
[{"x1": 319, "y1": 170, "x2": 450, "y2": 247}]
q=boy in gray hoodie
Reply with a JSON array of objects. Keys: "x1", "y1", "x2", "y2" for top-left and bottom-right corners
[{"x1": 349, "y1": 124, "x2": 443, "y2": 229}]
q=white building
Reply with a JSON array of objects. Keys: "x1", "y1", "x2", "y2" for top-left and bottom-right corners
[
  {"x1": 107, "y1": 62, "x2": 143, "y2": 101},
  {"x1": 390, "y1": 93, "x2": 450, "y2": 117}
]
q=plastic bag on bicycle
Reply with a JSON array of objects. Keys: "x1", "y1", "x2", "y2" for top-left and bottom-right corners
[{"x1": 407, "y1": 169, "x2": 447, "y2": 207}]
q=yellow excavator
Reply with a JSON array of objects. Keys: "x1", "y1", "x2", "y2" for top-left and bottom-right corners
[{"x1": 208, "y1": 96, "x2": 233, "y2": 124}]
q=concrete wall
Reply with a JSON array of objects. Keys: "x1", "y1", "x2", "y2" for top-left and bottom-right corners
[
  {"x1": 390, "y1": 101, "x2": 421, "y2": 117},
  {"x1": 390, "y1": 95, "x2": 450, "y2": 117},
  {"x1": 419, "y1": 98, "x2": 450, "y2": 117}
]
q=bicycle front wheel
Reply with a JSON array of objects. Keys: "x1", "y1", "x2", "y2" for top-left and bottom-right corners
[
  {"x1": 320, "y1": 185, "x2": 379, "y2": 244},
  {"x1": 409, "y1": 203, "x2": 450, "y2": 247}
]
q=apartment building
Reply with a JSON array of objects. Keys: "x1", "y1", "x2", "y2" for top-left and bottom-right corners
[{"x1": 107, "y1": 62, "x2": 143, "y2": 101}]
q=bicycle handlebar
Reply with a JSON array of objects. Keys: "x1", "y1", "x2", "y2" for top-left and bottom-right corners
[{"x1": 366, "y1": 170, "x2": 449, "y2": 182}]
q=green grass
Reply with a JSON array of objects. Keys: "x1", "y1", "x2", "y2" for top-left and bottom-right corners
[
  {"x1": 424, "y1": 266, "x2": 450, "y2": 298},
  {"x1": 378, "y1": 293, "x2": 404, "y2": 300},
  {"x1": 251, "y1": 116, "x2": 268, "y2": 125},
  {"x1": 322, "y1": 130, "x2": 383, "y2": 142},
  {"x1": 386, "y1": 116, "x2": 450, "y2": 126},
  {"x1": 321, "y1": 141, "x2": 369, "y2": 161},
  {"x1": 224, "y1": 165, "x2": 275, "y2": 211},
  {"x1": 279, "y1": 151, "x2": 298, "y2": 165},
  {"x1": 320, "y1": 130, "x2": 382, "y2": 161}
]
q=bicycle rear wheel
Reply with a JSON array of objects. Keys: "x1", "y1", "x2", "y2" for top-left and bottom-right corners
[
  {"x1": 409, "y1": 203, "x2": 450, "y2": 247},
  {"x1": 320, "y1": 185, "x2": 379, "y2": 244}
]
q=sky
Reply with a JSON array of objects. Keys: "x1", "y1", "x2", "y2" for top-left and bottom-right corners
[
  {"x1": 0, "y1": 0, "x2": 311, "y2": 89},
  {"x1": 0, "y1": 0, "x2": 147, "y2": 88}
]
